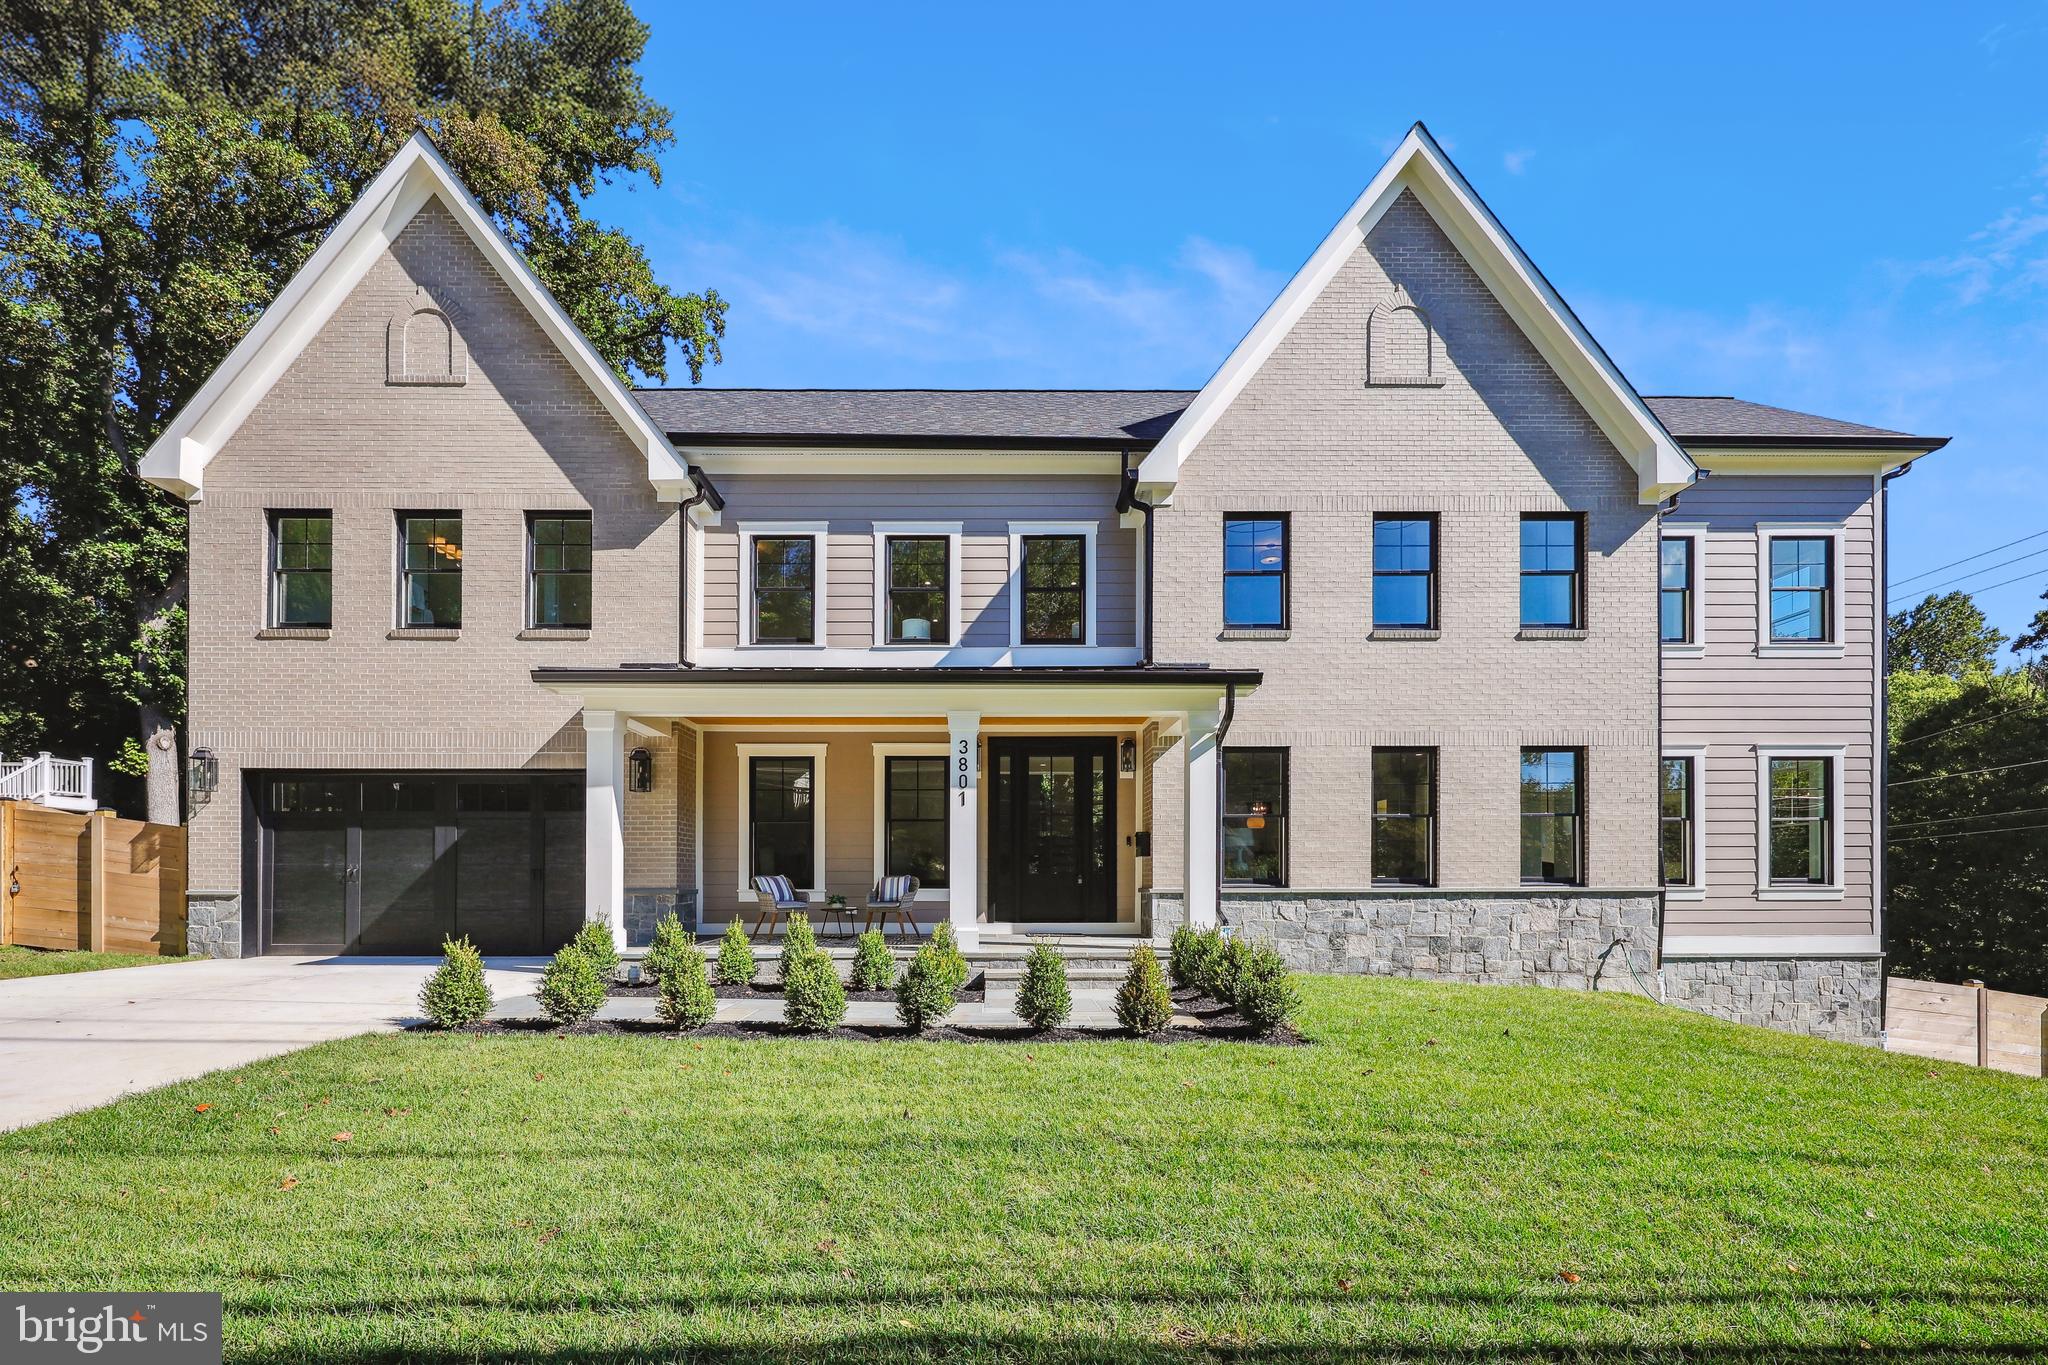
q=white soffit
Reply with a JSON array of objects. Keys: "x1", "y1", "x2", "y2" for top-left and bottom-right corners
[
  {"x1": 1136, "y1": 122, "x2": 1695, "y2": 505},
  {"x1": 137, "y1": 132, "x2": 692, "y2": 501}
]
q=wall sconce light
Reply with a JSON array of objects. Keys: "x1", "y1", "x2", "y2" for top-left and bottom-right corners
[
  {"x1": 187, "y1": 747, "x2": 218, "y2": 799},
  {"x1": 1119, "y1": 737, "x2": 1137, "y2": 777},
  {"x1": 628, "y1": 747, "x2": 653, "y2": 793}
]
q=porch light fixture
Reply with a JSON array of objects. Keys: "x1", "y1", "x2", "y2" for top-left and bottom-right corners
[
  {"x1": 1119, "y1": 737, "x2": 1137, "y2": 777},
  {"x1": 187, "y1": 747, "x2": 218, "y2": 799},
  {"x1": 628, "y1": 747, "x2": 653, "y2": 793}
]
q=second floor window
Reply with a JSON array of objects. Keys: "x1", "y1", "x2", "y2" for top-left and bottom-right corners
[
  {"x1": 1661, "y1": 756, "x2": 1695, "y2": 885},
  {"x1": 270, "y1": 511, "x2": 332, "y2": 628},
  {"x1": 1020, "y1": 535, "x2": 1085, "y2": 643},
  {"x1": 885, "y1": 536, "x2": 949, "y2": 643},
  {"x1": 1372, "y1": 747, "x2": 1435, "y2": 885},
  {"x1": 529, "y1": 514, "x2": 592, "y2": 629},
  {"x1": 1660, "y1": 537, "x2": 1693, "y2": 644},
  {"x1": 1768, "y1": 536, "x2": 1832, "y2": 642},
  {"x1": 1520, "y1": 748, "x2": 1582, "y2": 884},
  {"x1": 1373, "y1": 515, "x2": 1435, "y2": 628},
  {"x1": 752, "y1": 536, "x2": 816, "y2": 643},
  {"x1": 1222, "y1": 515, "x2": 1288, "y2": 628},
  {"x1": 883, "y1": 755, "x2": 949, "y2": 887},
  {"x1": 400, "y1": 513, "x2": 462, "y2": 628},
  {"x1": 1767, "y1": 756, "x2": 1831, "y2": 885},
  {"x1": 1222, "y1": 748, "x2": 1287, "y2": 885},
  {"x1": 1519, "y1": 514, "x2": 1582, "y2": 629}
]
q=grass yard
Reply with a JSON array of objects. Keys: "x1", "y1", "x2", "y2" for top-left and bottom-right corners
[
  {"x1": 0, "y1": 944, "x2": 199, "y2": 979},
  {"x1": 2, "y1": 976, "x2": 2044, "y2": 1363}
]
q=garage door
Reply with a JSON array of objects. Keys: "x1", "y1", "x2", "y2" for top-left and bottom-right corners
[{"x1": 257, "y1": 772, "x2": 584, "y2": 955}]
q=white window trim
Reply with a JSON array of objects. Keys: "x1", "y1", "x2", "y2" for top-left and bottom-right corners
[
  {"x1": 1755, "y1": 523, "x2": 1846, "y2": 658},
  {"x1": 1661, "y1": 745, "x2": 1708, "y2": 901},
  {"x1": 1008, "y1": 520, "x2": 1098, "y2": 649},
  {"x1": 871, "y1": 742, "x2": 952, "y2": 902},
  {"x1": 735, "y1": 742, "x2": 828, "y2": 898},
  {"x1": 872, "y1": 523, "x2": 963, "y2": 648},
  {"x1": 739, "y1": 522, "x2": 828, "y2": 648},
  {"x1": 1659, "y1": 523, "x2": 1706, "y2": 659},
  {"x1": 1754, "y1": 743, "x2": 1846, "y2": 900}
]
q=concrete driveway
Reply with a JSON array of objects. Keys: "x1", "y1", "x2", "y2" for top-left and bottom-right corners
[{"x1": 0, "y1": 955, "x2": 541, "y2": 1132}]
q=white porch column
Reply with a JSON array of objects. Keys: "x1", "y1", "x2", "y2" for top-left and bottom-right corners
[
  {"x1": 583, "y1": 709, "x2": 627, "y2": 950},
  {"x1": 946, "y1": 709, "x2": 981, "y2": 950},
  {"x1": 1182, "y1": 708, "x2": 1221, "y2": 930}
]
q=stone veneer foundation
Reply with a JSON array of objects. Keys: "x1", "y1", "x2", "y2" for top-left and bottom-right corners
[
  {"x1": 1658, "y1": 956, "x2": 1884, "y2": 1046},
  {"x1": 185, "y1": 893, "x2": 243, "y2": 959}
]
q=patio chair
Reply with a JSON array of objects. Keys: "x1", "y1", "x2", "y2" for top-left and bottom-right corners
[
  {"x1": 749, "y1": 874, "x2": 807, "y2": 938},
  {"x1": 862, "y1": 875, "x2": 923, "y2": 939}
]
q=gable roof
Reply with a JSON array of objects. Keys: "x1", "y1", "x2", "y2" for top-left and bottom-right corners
[
  {"x1": 635, "y1": 388, "x2": 1189, "y2": 447},
  {"x1": 1642, "y1": 396, "x2": 1947, "y2": 450},
  {"x1": 1135, "y1": 122, "x2": 1696, "y2": 504},
  {"x1": 139, "y1": 133, "x2": 692, "y2": 501}
]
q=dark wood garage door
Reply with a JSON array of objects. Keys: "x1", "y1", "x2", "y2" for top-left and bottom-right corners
[{"x1": 256, "y1": 772, "x2": 584, "y2": 955}]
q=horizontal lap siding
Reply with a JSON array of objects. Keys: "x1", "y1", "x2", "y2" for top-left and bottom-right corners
[{"x1": 1663, "y1": 474, "x2": 1880, "y2": 937}]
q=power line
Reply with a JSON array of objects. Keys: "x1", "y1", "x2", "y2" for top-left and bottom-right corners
[
  {"x1": 1888, "y1": 545, "x2": 2048, "y2": 604},
  {"x1": 1895, "y1": 702, "x2": 2048, "y2": 748},
  {"x1": 1891, "y1": 528, "x2": 2048, "y2": 590},
  {"x1": 1890, "y1": 802, "x2": 2048, "y2": 830},
  {"x1": 1889, "y1": 755, "x2": 2048, "y2": 787},
  {"x1": 1889, "y1": 819, "x2": 2048, "y2": 844}
]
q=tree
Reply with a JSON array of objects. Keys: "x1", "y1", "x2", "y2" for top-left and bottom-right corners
[
  {"x1": 2012, "y1": 586, "x2": 2048, "y2": 683},
  {"x1": 1887, "y1": 592, "x2": 2006, "y2": 679},
  {"x1": 1, "y1": 0, "x2": 724, "y2": 821}
]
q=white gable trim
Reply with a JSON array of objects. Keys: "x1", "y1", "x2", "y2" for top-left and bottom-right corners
[
  {"x1": 1136, "y1": 123, "x2": 1695, "y2": 506},
  {"x1": 138, "y1": 133, "x2": 692, "y2": 502}
]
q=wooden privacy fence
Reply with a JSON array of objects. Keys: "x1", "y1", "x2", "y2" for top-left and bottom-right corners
[
  {"x1": 1886, "y1": 976, "x2": 2046, "y2": 1078},
  {"x1": 0, "y1": 800, "x2": 187, "y2": 955}
]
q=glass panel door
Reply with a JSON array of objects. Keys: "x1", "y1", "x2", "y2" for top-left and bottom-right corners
[{"x1": 989, "y1": 738, "x2": 1116, "y2": 923}]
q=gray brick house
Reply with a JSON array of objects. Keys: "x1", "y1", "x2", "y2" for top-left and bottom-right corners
[{"x1": 142, "y1": 125, "x2": 1943, "y2": 1043}]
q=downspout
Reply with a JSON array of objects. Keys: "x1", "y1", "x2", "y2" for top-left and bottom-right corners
[
  {"x1": 1877, "y1": 459, "x2": 1914, "y2": 1040},
  {"x1": 675, "y1": 464, "x2": 725, "y2": 669},
  {"x1": 1213, "y1": 680, "x2": 1237, "y2": 921},
  {"x1": 1117, "y1": 452, "x2": 1156, "y2": 667}
]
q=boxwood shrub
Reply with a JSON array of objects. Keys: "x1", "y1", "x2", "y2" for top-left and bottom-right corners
[
  {"x1": 418, "y1": 935, "x2": 492, "y2": 1029},
  {"x1": 850, "y1": 930, "x2": 897, "y2": 990},
  {"x1": 570, "y1": 920, "x2": 620, "y2": 984},
  {"x1": 657, "y1": 945, "x2": 717, "y2": 1030},
  {"x1": 1114, "y1": 945, "x2": 1174, "y2": 1037},
  {"x1": 895, "y1": 944, "x2": 955, "y2": 1033},
  {"x1": 1014, "y1": 943, "x2": 1072, "y2": 1031},
  {"x1": 778, "y1": 911, "x2": 818, "y2": 984},
  {"x1": 782, "y1": 950, "x2": 847, "y2": 1032},
  {"x1": 717, "y1": 920, "x2": 757, "y2": 987},
  {"x1": 538, "y1": 945, "x2": 607, "y2": 1027},
  {"x1": 642, "y1": 911, "x2": 690, "y2": 991}
]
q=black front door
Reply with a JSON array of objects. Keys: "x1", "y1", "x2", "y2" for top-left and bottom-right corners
[
  {"x1": 256, "y1": 771, "x2": 584, "y2": 954},
  {"x1": 987, "y1": 738, "x2": 1116, "y2": 923}
]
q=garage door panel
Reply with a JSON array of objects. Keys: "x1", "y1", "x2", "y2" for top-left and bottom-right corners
[
  {"x1": 271, "y1": 825, "x2": 348, "y2": 947},
  {"x1": 359, "y1": 822, "x2": 448, "y2": 951}
]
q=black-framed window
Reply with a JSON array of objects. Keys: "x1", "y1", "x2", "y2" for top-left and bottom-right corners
[
  {"x1": 1661, "y1": 756, "x2": 1694, "y2": 886},
  {"x1": 749, "y1": 756, "x2": 815, "y2": 885},
  {"x1": 529, "y1": 513, "x2": 592, "y2": 629},
  {"x1": 1222, "y1": 748, "x2": 1287, "y2": 886},
  {"x1": 1373, "y1": 515, "x2": 1436, "y2": 629},
  {"x1": 1519, "y1": 748, "x2": 1582, "y2": 884},
  {"x1": 883, "y1": 755, "x2": 949, "y2": 887},
  {"x1": 1767, "y1": 756, "x2": 1831, "y2": 885},
  {"x1": 1768, "y1": 536, "x2": 1832, "y2": 643},
  {"x1": 1519, "y1": 514, "x2": 1582, "y2": 629},
  {"x1": 1372, "y1": 748, "x2": 1436, "y2": 885},
  {"x1": 400, "y1": 513, "x2": 462, "y2": 628},
  {"x1": 1660, "y1": 537, "x2": 1693, "y2": 644},
  {"x1": 885, "y1": 536, "x2": 949, "y2": 644},
  {"x1": 1020, "y1": 534, "x2": 1086, "y2": 643},
  {"x1": 1222, "y1": 514, "x2": 1288, "y2": 629},
  {"x1": 752, "y1": 535, "x2": 816, "y2": 643},
  {"x1": 269, "y1": 511, "x2": 332, "y2": 628}
]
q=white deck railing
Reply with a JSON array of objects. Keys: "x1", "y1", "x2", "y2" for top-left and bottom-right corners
[{"x1": 0, "y1": 752, "x2": 95, "y2": 810}]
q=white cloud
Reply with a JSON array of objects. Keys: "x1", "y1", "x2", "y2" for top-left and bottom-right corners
[
  {"x1": 1896, "y1": 136, "x2": 2048, "y2": 306},
  {"x1": 1503, "y1": 149, "x2": 1535, "y2": 176}
]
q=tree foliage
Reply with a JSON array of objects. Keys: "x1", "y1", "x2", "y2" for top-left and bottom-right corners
[
  {"x1": 1, "y1": 0, "x2": 723, "y2": 818},
  {"x1": 1887, "y1": 592, "x2": 2007, "y2": 679}
]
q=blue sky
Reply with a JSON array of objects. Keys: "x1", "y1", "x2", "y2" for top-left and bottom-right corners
[{"x1": 592, "y1": 2, "x2": 2048, "y2": 645}]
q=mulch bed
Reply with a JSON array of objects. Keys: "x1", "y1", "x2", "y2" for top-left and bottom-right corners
[
  {"x1": 610, "y1": 975, "x2": 986, "y2": 1005},
  {"x1": 412, "y1": 1016, "x2": 1306, "y2": 1046}
]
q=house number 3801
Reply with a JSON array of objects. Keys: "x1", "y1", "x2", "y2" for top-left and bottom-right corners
[{"x1": 956, "y1": 738, "x2": 971, "y2": 805}]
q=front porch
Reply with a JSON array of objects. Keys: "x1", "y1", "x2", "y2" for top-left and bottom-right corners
[{"x1": 533, "y1": 666, "x2": 1258, "y2": 951}]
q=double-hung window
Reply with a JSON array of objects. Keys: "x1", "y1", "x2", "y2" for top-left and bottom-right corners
[
  {"x1": 882, "y1": 755, "x2": 949, "y2": 887},
  {"x1": 1372, "y1": 515, "x2": 1436, "y2": 629},
  {"x1": 1767, "y1": 536, "x2": 1832, "y2": 643},
  {"x1": 1519, "y1": 514, "x2": 1583, "y2": 629},
  {"x1": 1766, "y1": 755, "x2": 1832, "y2": 886},
  {"x1": 751, "y1": 534, "x2": 817, "y2": 643},
  {"x1": 1519, "y1": 748, "x2": 1583, "y2": 884},
  {"x1": 269, "y1": 511, "x2": 332, "y2": 628},
  {"x1": 1222, "y1": 515, "x2": 1288, "y2": 629},
  {"x1": 1661, "y1": 756, "x2": 1696, "y2": 886},
  {"x1": 528, "y1": 513, "x2": 592, "y2": 629},
  {"x1": 749, "y1": 756, "x2": 816, "y2": 885},
  {"x1": 1019, "y1": 534, "x2": 1087, "y2": 643},
  {"x1": 1372, "y1": 748, "x2": 1435, "y2": 885},
  {"x1": 883, "y1": 535, "x2": 949, "y2": 643},
  {"x1": 399, "y1": 513, "x2": 462, "y2": 628},
  {"x1": 1660, "y1": 537, "x2": 1694, "y2": 644},
  {"x1": 1222, "y1": 748, "x2": 1287, "y2": 886}
]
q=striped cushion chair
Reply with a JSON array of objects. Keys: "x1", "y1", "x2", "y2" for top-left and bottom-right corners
[
  {"x1": 749, "y1": 874, "x2": 806, "y2": 938},
  {"x1": 862, "y1": 875, "x2": 922, "y2": 939}
]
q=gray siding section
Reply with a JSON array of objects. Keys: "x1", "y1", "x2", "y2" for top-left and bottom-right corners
[
  {"x1": 698, "y1": 474, "x2": 1134, "y2": 652},
  {"x1": 1661, "y1": 473, "x2": 1881, "y2": 938}
]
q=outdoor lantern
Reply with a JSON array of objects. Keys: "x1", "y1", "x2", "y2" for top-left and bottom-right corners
[
  {"x1": 1119, "y1": 737, "x2": 1137, "y2": 777},
  {"x1": 187, "y1": 747, "x2": 218, "y2": 798},
  {"x1": 628, "y1": 747, "x2": 653, "y2": 792}
]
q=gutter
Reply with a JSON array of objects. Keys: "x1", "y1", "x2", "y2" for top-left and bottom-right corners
[
  {"x1": 1116, "y1": 452, "x2": 1157, "y2": 666},
  {"x1": 674, "y1": 465, "x2": 725, "y2": 668}
]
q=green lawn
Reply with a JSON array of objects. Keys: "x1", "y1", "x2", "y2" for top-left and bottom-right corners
[
  {"x1": 0, "y1": 944, "x2": 199, "y2": 979},
  {"x1": 2, "y1": 977, "x2": 2043, "y2": 1364}
]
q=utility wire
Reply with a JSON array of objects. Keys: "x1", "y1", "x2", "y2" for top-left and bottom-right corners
[
  {"x1": 1889, "y1": 755, "x2": 2048, "y2": 787},
  {"x1": 1894, "y1": 702, "x2": 2048, "y2": 747},
  {"x1": 1890, "y1": 802, "x2": 2048, "y2": 830},
  {"x1": 1889, "y1": 819, "x2": 2048, "y2": 844},
  {"x1": 1890, "y1": 528, "x2": 2048, "y2": 590},
  {"x1": 1888, "y1": 545, "x2": 2048, "y2": 604}
]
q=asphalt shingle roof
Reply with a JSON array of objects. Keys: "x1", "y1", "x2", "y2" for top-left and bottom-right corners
[{"x1": 631, "y1": 388, "x2": 1943, "y2": 448}]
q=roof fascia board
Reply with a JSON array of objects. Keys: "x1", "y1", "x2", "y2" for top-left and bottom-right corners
[
  {"x1": 682, "y1": 447, "x2": 1128, "y2": 476},
  {"x1": 659, "y1": 431, "x2": 1158, "y2": 452},
  {"x1": 1136, "y1": 124, "x2": 1695, "y2": 506},
  {"x1": 139, "y1": 133, "x2": 690, "y2": 502},
  {"x1": 1689, "y1": 448, "x2": 1941, "y2": 476}
]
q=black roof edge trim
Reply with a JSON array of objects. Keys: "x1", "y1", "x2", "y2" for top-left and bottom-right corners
[
  {"x1": 684, "y1": 464, "x2": 725, "y2": 512},
  {"x1": 1679, "y1": 435, "x2": 1950, "y2": 453},
  {"x1": 663, "y1": 433, "x2": 1159, "y2": 452},
  {"x1": 532, "y1": 665, "x2": 1262, "y2": 686}
]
